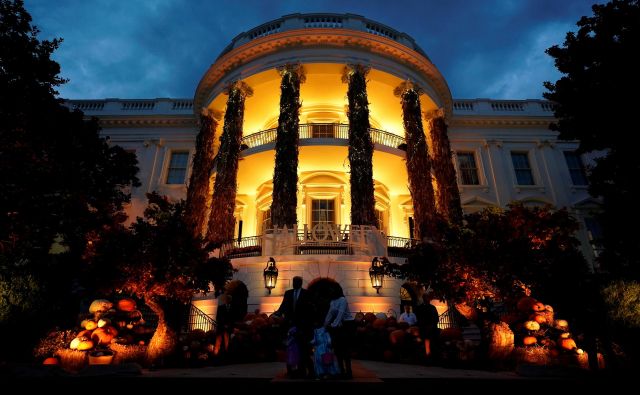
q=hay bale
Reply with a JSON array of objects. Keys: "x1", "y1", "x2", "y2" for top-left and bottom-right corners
[
  {"x1": 56, "y1": 349, "x2": 87, "y2": 372},
  {"x1": 487, "y1": 321, "x2": 514, "y2": 360}
]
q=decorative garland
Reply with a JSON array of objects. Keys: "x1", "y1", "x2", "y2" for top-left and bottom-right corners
[
  {"x1": 185, "y1": 108, "x2": 218, "y2": 237},
  {"x1": 343, "y1": 64, "x2": 376, "y2": 227},
  {"x1": 207, "y1": 81, "x2": 253, "y2": 246},
  {"x1": 270, "y1": 64, "x2": 305, "y2": 228},
  {"x1": 426, "y1": 109, "x2": 463, "y2": 225},
  {"x1": 396, "y1": 82, "x2": 437, "y2": 240}
]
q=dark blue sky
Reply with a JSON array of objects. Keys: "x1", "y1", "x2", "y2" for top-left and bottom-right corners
[{"x1": 25, "y1": 0, "x2": 597, "y2": 100}]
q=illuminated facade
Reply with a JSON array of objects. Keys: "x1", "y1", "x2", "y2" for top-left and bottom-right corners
[{"x1": 67, "y1": 14, "x2": 598, "y2": 317}]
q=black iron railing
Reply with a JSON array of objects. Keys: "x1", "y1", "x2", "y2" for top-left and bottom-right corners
[
  {"x1": 438, "y1": 307, "x2": 466, "y2": 329},
  {"x1": 240, "y1": 123, "x2": 406, "y2": 151},
  {"x1": 184, "y1": 303, "x2": 216, "y2": 333}
]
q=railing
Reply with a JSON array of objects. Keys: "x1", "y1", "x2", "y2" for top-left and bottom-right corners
[
  {"x1": 438, "y1": 308, "x2": 464, "y2": 329},
  {"x1": 72, "y1": 101, "x2": 105, "y2": 111},
  {"x1": 386, "y1": 236, "x2": 417, "y2": 257},
  {"x1": 218, "y1": 13, "x2": 427, "y2": 60},
  {"x1": 121, "y1": 101, "x2": 155, "y2": 111},
  {"x1": 220, "y1": 236, "x2": 262, "y2": 259},
  {"x1": 241, "y1": 123, "x2": 406, "y2": 151},
  {"x1": 184, "y1": 303, "x2": 216, "y2": 333},
  {"x1": 491, "y1": 101, "x2": 524, "y2": 112}
]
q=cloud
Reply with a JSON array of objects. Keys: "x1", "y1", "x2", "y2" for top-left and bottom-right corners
[{"x1": 24, "y1": 0, "x2": 594, "y2": 99}]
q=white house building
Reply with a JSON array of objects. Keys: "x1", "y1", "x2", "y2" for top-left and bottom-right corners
[{"x1": 66, "y1": 13, "x2": 599, "y2": 319}]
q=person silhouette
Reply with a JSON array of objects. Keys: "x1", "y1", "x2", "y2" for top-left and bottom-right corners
[
  {"x1": 323, "y1": 282, "x2": 354, "y2": 379},
  {"x1": 275, "y1": 276, "x2": 313, "y2": 378}
]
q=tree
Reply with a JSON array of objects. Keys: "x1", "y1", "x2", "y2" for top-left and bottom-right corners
[
  {"x1": 207, "y1": 81, "x2": 252, "y2": 246},
  {"x1": 271, "y1": 64, "x2": 304, "y2": 228},
  {"x1": 544, "y1": 0, "x2": 640, "y2": 279},
  {"x1": 395, "y1": 83, "x2": 437, "y2": 240},
  {"x1": 0, "y1": 0, "x2": 139, "y2": 357},
  {"x1": 343, "y1": 65, "x2": 377, "y2": 227},
  {"x1": 89, "y1": 193, "x2": 234, "y2": 364},
  {"x1": 383, "y1": 204, "x2": 588, "y2": 311}
]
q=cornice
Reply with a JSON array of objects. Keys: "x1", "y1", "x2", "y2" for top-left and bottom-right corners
[
  {"x1": 194, "y1": 28, "x2": 453, "y2": 117},
  {"x1": 450, "y1": 116, "x2": 554, "y2": 128},
  {"x1": 97, "y1": 116, "x2": 197, "y2": 128}
]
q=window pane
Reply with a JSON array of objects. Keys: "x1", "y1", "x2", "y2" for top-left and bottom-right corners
[
  {"x1": 457, "y1": 152, "x2": 479, "y2": 185},
  {"x1": 311, "y1": 199, "x2": 335, "y2": 227},
  {"x1": 563, "y1": 151, "x2": 588, "y2": 185},
  {"x1": 166, "y1": 151, "x2": 189, "y2": 184},
  {"x1": 511, "y1": 152, "x2": 534, "y2": 185}
]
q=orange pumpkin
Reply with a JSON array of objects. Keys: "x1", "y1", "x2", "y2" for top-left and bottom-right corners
[
  {"x1": 532, "y1": 302, "x2": 546, "y2": 312},
  {"x1": 372, "y1": 318, "x2": 387, "y2": 329},
  {"x1": 117, "y1": 298, "x2": 137, "y2": 312},
  {"x1": 77, "y1": 329, "x2": 93, "y2": 338},
  {"x1": 554, "y1": 319, "x2": 569, "y2": 330},
  {"x1": 389, "y1": 329, "x2": 406, "y2": 345},
  {"x1": 560, "y1": 338, "x2": 577, "y2": 350},
  {"x1": 544, "y1": 304, "x2": 554, "y2": 312},
  {"x1": 43, "y1": 357, "x2": 59, "y2": 365},
  {"x1": 523, "y1": 336, "x2": 537, "y2": 346},
  {"x1": 91, "y1": 326, "x2": 118, "y2": 345},
  {"x1": 530, "y1": 313, "x2": 547, "y2": 324},
  {"x1": 517, "y1": 297, "x2": 538, "y2": 312}
]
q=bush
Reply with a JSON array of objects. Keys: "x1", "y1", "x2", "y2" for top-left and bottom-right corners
[
  {"x1": 602, "y1": 280, "x2": 640, "y2": 328},
  {"x1": 33, "y1": 329, "x2": 76, "y2": 359}
]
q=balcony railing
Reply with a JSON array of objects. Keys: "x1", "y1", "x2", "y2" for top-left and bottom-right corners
[
  {"x1": 241, "y1": 123, "x2": 406, "y2": 151},
  {"x1": 220, "y1": 233, "x2": 417, "y2": 258},
  {"x1": 386, "y1": 236, "x2": 417, "y2": 258}
]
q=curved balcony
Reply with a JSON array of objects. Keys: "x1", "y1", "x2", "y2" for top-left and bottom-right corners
[
  {"x1": 220, "y1": 233, "x2": 416, "y2": 259},
  {"x1": 241, "y1": 123, "x2": 406, "y2": 152}
]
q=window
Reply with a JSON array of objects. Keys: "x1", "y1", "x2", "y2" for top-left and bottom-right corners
[
  {"x1": 564, "y1": 151, "x2": 588, "y2": 186},
  {"x1": 457, "y1": 152, "x2": 480, "y2": 185},
  {"x1": 375, "y1": 209, "x2": 385, "y2": 231},
  {"x1": 311, "y1": 124, "x2": 335, "y2": 138},
  {"x1": 311, "y1": 199, "x2": 335, "y2": 228},
  {"x1": 584, "y1": 217, "x2": 603, "y2": 257},
  {"x1": 261, "y1": 208, "x2": 272, "y2": 233},
  {"x1": 165, "y1": 151, "x2": 189, "y2": 184},
  {"x1": 511, "y1": 152, "x2": 534, "y2": 185}
]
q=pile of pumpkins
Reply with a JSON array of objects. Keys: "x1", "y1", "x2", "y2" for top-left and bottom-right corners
[
  {"x1": 68, "y1": 298, "x2": 150, "y2": 352},
  {"x1": 503, "y1": 296, "x2": 583, "y2": 359}
]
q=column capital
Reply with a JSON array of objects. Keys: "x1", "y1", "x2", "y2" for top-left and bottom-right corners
[
  {"x1": 424, "y1": 107, "x2": 446, "y2": 120},
  {"x1": 393, "y1": 80, "x2": 423, "y2": 97},
  {"x1": 200, "y1": 107, "x2": 222, "y2": 120},
  {"x1": 224, "y1": 80, "x2": 254, "y2": 98}
]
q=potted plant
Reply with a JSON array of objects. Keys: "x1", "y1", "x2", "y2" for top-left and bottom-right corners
[{"x1": 88, "y1": 347, "x2": 115, "y2": 365}]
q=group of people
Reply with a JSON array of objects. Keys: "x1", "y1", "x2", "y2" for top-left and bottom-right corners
[
  {"x1": 275, "y1": 277, "x2": 354, "y2": 380},
  {"x1": 274, "y1": 277, "x2": 441, "y2": 380}
]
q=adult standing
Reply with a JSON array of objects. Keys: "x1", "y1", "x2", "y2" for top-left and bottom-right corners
[
  {"x1": 323, "y1": 283, "x2": 354, "y2": 379},
  {"x1": 275, "y1": 276, "x2": 313, "y2": 378},
  {"x1": 415, "y1": 293, "x2": 440, "y2": 362}
]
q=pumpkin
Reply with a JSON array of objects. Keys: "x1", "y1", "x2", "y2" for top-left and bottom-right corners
[
  {"x1": 77, "y1": 329, "x2": 93, "y2": 338},
  {"x1": 407, "y1": 326, "x2": 421, "y2": 337},
  {"x1": 554, "y1": 319, "x2": 569, "y2": 330},
  {"x1": 544, "y1": 304, "x2": 554, "y2": 312},
  {"x1": 372, "y1": 318, "x2": 387, "y2": 329},
  {"x1": 532, "y1": 302, "x2": 546, "y2": 312},
  {"x1": 43, "y1": 357, "x2": 59, "y2": 365},
  {"x1": 389, "y1": 329, "x2": 406, "y2": 345},
  {"x1": 70, "y1": 337, "x2": 83, "y2": 350},
  {"x1": 576, "y1": 348, "x2": 584, "y2": 355},
  {"x1": 116, "y1": 298, "x2": 136, "y2": 312},
  {"x1": 97, "y1": 318, "x2": 110, "y2": 328},
  {"x1": 89, "y1": 299, "x2": 113, "y2": 314},
  {"x1": 523, "y1": 336, "x2": 537, "y2": 346},
  {"x1": 84, "y1": 320, "x2": 98, "y2": 331},
  {"x1": 517, "y1": 297, "x2": 538, "y2": 312},
  {"x1": 560, "y1": 338, "x2": 577, "y2": 350},
  {"x1": 559, "y1": 332, "x2": 571, "y2": 339},
  {"x1": 91, "y1": 326, "x2": 118, "y2": 345},
  {"x1": 530, "y1": 313, "x2": 547, "y2": 324},
  {"x1": 77, "y1": 339, "x2": 94, "y2": 351},
  {"x1": 524, "y1": 320, "x2": 540, "y2": 331}
]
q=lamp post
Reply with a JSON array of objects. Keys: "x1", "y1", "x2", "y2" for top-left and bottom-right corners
[
  {"x1": 369, "y1": 257, "x2": 384, "y2": 294},
  {"x1": 263, "y1": 257, "x2": 278, "y2": 294}
]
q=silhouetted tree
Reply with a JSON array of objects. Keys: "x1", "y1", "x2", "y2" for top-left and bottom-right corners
[
  {"x1": 0, "y1": 0, "x2": 139, "y2": 359},
  {"x1": 544, "y1": 0, "x2": 640, "y2": 279}
]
